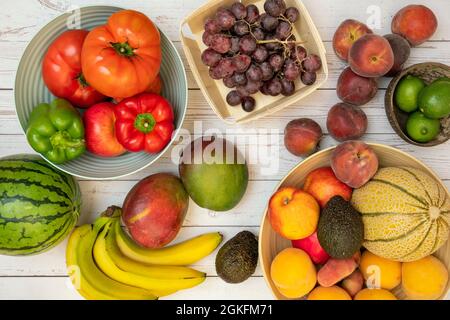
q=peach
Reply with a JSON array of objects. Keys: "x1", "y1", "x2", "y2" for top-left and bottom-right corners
[
  {"x1": 327, "y1": 103, "x2": 368, "y2": 142},
  {"x1": 331, "y1": 141, "x2": 379, "y2": 188},
  {"x1": 392, "y1": 5, "x2": 438, "y2": 46},
  {"x1": 349, "y1": 34, "x2": 394, "y2": 78},
  {"x1": 317, "y1": 256, "x2": 358, "y2": 287},
  {"x1": 342, "y1": 270, "x2": 364, "y2": 297},
  {"x1": 268, "y1": 187, "x2": 319, "y2": 240},
  {"x1": 333, "y1": 19, "x2": 373, "y2": 61},
  {"x1": 284, "y1": 118, "x2": 323, "y2": 157},
  {"x1": 303, "y1": 166, "x2": 353, "y2": 208},
  {"x1": 337, "y1": 67, "x2": 378, "y2": 106},
  {"x1": 384, "y1": 34, "x2": 411, "y2": 77}
]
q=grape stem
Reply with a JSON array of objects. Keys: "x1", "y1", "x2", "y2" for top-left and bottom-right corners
[{"x1": 256, "y1": 39, "x2": 305, "y2": 45}]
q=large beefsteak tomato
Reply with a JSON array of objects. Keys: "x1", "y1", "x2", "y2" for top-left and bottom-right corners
[
  {"x1": 81, "y1": 10, "x2": 162, "y2": 99},
  {"x1": 42, "y1": 30, "x2": 107, "y2": 108}
]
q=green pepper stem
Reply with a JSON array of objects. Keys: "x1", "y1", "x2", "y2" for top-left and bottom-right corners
[
  {"x1": 50, "y1": 131, "x2": 85, "y2": 149},
  {"x1": 111, "y1": 41, "x2": 135, "y2": 57},
  {"x1": 134, "y1": 113, "x2": 156, "y2": 134}
]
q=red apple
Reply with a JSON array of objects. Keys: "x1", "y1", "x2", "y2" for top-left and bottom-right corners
[
  {"x1": 122, "y1": 173, "x2": 189, "y2": 248},
  {"x1": 292, "y1": 231, "x2": 330, "y2": 265},
  {"x1": 303, "y1": 167, "x2": 353, "y2": 208},
  {"x1": 331, "y1": 141, "x2": 379, "y2": 188},
  {"x1": 83, "y1": 102, "x2": 126, "y2": 157}
]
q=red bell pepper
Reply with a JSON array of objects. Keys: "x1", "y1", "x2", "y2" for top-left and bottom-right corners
[{"x1": 114, "y1": 93, "x2": 175, "y2": 154}]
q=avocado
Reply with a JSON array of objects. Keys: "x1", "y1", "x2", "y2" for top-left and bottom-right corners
[
  {"x1": 179, "y1": 136, "x2": 248, "y2": 211},
  {"x1": 215, "y1": 231, "x2": 258, "y2": 283},
  {"x1": 317, "y1": 196, "x2": 364, "y2": 259}
]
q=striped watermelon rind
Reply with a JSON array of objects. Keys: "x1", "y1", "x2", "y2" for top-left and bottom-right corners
[{"x1": 0, "y1": 154, "x2": 80, "y2": 255}]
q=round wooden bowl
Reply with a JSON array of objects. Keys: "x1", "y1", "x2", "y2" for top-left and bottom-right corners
[
  {"x1": 385, "y1": 62, "x2": 450, "y2": 147},
  {"x1": 259, "y1": 143, "x2": 450, "y2": 300}
]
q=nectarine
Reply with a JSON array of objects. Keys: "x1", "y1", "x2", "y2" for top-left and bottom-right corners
[
  {"x1": 284, "y1": 118, "x2": 323, "y2": 157},
  {"x1": 337, "y1": 67, "x2": 378, "y2": 106},
  {"x1": 349, "y1": 34, "x2": 394, "y2": 78},
  {"x1": 392, "y1": 5, "x2": 437, "y2": 46},
  {"x1": 268, "y1": 187, "x2": 319, "y2": 240},
  {"x1": 303, "y1": 166, "x2": 353, "y2": 208},
  {"x1": 331, "y1": 141, "x2": 379, "y2": 188},
  {"x1": 327, "y1": 103, "x2": 368, "y2": 141},
  {"x1": 333, "y1": 19, "x2": 373, "y2": 61},
  {"x1": 384, "y1": 34, "x2": 410, "y2": 77}
]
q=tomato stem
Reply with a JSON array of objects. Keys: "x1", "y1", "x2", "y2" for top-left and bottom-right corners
[
  {"x1": 111, "y1": 41, "x2": 135, "y2": 57},
  {"x1": 77, "y1": 74, "x2": 89, "y2": 87},
  {"x1": 134, "y1": 113, "x2": 156, "y2": 134}
]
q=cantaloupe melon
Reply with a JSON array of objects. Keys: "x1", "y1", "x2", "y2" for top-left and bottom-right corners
[{"x1": 351, "y1": 167, "x2": 450, "y2": 262}]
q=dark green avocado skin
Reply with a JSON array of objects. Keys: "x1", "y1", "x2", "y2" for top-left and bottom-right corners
[
  {"x1": 215, "y1": 231, "x2": 258, "y2": 283},
  {"x1": 317, "y1": 196, "x2": 364, "y2": 259}
]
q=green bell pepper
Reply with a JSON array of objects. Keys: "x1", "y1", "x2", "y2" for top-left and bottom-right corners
[{"x1": 26, "y1": 98, "x2": 86, "y2": 164}]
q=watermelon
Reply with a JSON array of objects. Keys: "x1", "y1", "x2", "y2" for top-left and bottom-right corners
[{"x1": 0, "y1": 154, "x2": 80, "y2": 255}]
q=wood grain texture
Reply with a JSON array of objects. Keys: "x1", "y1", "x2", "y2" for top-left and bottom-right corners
[{"x1": 0, "y1": 0, "x2": 449, "y2": 300}]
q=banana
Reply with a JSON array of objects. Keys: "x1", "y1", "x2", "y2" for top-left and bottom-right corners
[
  {"x1": 72, "y1": 217, "x2": 158, "y2": 300},
  {"x1": 66, "y1": 225, "x2": 116, "y2": 300},
  {"x1": 114, "y1": 219, "x2": 223, "y2": 265},
  {"x1": 94, "y1": 222, "x2": 206, "y2": 292},
  {"x1": 106, "y1": 222, "x2": 205, "y2": 279}
]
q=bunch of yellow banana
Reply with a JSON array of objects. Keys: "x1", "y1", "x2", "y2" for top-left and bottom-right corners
[{"x1": 66, "y1": 206, "x2": 223, "y2": 300}]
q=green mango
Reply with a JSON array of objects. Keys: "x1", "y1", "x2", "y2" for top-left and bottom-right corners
[{"x1": 179, "y1": 137, "x2": 248, "y2": 212}]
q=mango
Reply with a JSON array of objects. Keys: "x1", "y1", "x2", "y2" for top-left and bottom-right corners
[
  {"x1": 402, "y1": 255, "x2": 448, "y2": 300},
  {"x1": 179, "y1": 137, "x2": 248, "y2": 211}
]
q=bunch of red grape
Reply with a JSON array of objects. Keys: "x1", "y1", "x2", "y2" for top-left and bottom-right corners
[{"x1": 201, "y1": 0, "x2": 322, "y2": 112}]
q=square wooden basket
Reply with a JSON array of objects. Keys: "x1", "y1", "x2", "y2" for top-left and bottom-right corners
[{"x1": 180, "y1": 0, "x2": 328, "y2": 124}]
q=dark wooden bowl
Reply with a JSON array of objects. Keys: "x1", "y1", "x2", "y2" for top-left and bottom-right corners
[{"x1": 385, "y1": 62, "x2": 450, "y2": 147}]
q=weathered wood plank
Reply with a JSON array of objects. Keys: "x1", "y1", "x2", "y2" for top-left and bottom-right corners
[
  {"x1": 0, "y1": 133, "x2": 449, "y2": 181},
  {"x1": 1, "y1": 40, "x2": 449, "y2": 90},
  {"x1": 1, "y1": 179, "x2": 449, "y2": 277},
  {"x1": 1, "y1": 0, "x2": 449, "y2": 42},
  {"x1": 0, "y1": 226, "x2": 261, "y2": 277},
  {"x1": 2, "y1": 86, "x2": 450, "y2": 136},
  {"x1": 0, "y1": 275, "x2": 272, "y2": 300}
]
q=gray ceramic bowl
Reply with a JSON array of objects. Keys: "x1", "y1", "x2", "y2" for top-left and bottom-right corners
[{"x1": 15, "y1": 6, "x2": 187, "y2": 179}]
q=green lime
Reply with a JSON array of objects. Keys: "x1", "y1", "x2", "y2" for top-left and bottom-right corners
[
  {"x1": 418, "y1": 81, "x2": 450, "y2": 119},
  {"x1": 406, "y1": 111, "x2": 440, "y2": 143},
  {"x1": 395, "y1": 75, "x2": 425, "y2": 112},
  {"x1": 433, "y1": 77, "x2": 450, "y2": 85}
]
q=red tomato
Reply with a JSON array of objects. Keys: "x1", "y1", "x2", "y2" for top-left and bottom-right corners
[
  {"x1": 42, "y1": 30, "x2": 107, "y2": 108},
  {"x1": 83, "y1": 102, "x2": 126, "y2": 157},
  {"x1": 81, "y1": 10, "x2": 162, "y2": 99}
]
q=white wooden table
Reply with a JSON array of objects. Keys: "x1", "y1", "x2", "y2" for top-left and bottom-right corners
[{"x1": 0, "y1": 0, "x2": 449, "y2": 300}]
